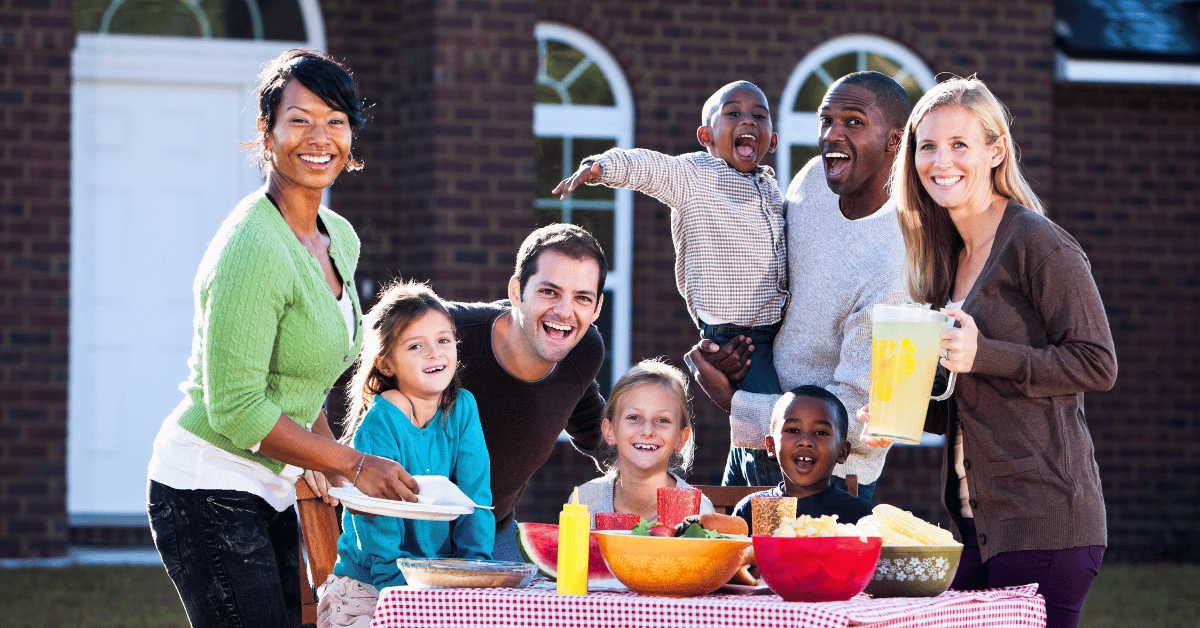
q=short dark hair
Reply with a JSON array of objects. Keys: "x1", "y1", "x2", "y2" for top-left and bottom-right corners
[
  {"x1": 514, "y1": 223, "x2": 607, "y2": 296},
  {"x1": 771, "y1": 385, "x2": 849, "y2": 443},
  {"x1": 252, "y1": 49, "x2": 367, "y2": 170},
  {"x1": 830, "y1": 71, "x2": 912, "y2": 131},
  {"x1": 701, "y1": 80, "x2": 769, "y2": 129}
]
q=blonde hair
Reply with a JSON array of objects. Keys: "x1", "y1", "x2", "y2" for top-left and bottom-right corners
[
  {"x1": 341, "y1": 280, "x2": 461, "y2": 443},
  {"x1": 597, "y1": 358, "x2": 695, "y2": 475},
  {"x1": 891, "y1": 76, "x2": 1045, "y2": 305}
]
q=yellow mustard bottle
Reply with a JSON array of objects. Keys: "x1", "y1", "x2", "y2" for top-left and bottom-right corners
[{"x1": 556, "y1": 487, "x2": 589, "y2": 595}]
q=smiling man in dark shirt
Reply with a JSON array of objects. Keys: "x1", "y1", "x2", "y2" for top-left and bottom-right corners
[{"x1": 446, "y1": 223, "x2": 607, "y2": 561}]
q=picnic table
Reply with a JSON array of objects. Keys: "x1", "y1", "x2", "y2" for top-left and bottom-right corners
[{"x1": 369, "y1": 581, "x2": 1045, "y2": 627}]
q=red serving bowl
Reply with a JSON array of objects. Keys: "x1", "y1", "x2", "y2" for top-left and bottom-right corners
[{"x1": 753, "y1": 535, "x2": 882, "y2": 602}]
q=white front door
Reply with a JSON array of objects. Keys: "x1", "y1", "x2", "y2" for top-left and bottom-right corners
[{"x1": 69, "y1": 35, "x2": 305, "y2": 518}]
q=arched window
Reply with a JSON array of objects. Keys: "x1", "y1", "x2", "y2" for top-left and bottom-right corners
[
  {"x1": 534, "y1": 22, "x2": 634, "y2": 393},
  {"x1": 72, "y1": 0, "x2": 321, "y2": 43},
  {"x1": 777, "y1": 35, "x2": 934, "y2": 191}
]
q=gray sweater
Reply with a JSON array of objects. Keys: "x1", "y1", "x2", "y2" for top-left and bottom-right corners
[{"x1": 729, "y1": 157, "x2": 909, "y2": 484}]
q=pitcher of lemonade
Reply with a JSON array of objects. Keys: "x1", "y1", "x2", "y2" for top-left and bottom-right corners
[{"x1": 866, "y1": 304, "x2": 957, "y2": 444}]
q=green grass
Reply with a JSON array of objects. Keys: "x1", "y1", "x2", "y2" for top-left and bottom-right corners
[
  {"x1": 0, "y1": 562, "x2": 1196, "y2": 627},
  {"x1": 1080, "y1": 563, "x2": 1200, "y2": 628},
  {"x1": 0, "y1": 565, "x2": 188, "y2": 628}
]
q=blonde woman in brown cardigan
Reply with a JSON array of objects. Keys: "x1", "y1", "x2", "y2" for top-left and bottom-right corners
[{"x1": 872, "y1": 77, "x2": 1117, "y2": 628}]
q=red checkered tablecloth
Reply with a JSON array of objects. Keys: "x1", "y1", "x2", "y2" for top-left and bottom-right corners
[{"x1": 370, "y1": 583, "x2": 1045, "y2": 628}]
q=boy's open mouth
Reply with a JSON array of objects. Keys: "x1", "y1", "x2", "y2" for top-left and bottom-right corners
[
  {"x1": 543, "y1": 320, "x2": 573, "y2": 340},
  {"x1": 791, "y1": 454, "x2": 816, "y2": 473},
  {"x1": 735, "y1": 134, "x2": 757, "y2": 159}
]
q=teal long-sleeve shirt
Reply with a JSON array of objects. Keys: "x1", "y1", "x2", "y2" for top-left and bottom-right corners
[{"x1": 333, "y1": 391, "x2": 494, "y2": 588}]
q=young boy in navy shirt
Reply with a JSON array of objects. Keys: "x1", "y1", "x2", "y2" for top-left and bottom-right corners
[{"x1": 732, "y1": 385, "x2": 872, "y2": 529}]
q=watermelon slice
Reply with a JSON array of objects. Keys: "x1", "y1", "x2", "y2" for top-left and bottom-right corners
[
  {"x1": 657, "y1": 487, "x2": 701, "y2": 527},
  {"x1": 516, "y1": 522, "x2": 613, "y2": 582}
]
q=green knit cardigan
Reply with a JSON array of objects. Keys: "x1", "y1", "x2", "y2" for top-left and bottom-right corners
[{"x1": 170, "y1": 189, "x2": 363, "y2": 474}]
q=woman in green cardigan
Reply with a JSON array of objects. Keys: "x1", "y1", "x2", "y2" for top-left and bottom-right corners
[{"x1": 146, "y1": 50, "x2": 418, "y2": 628}]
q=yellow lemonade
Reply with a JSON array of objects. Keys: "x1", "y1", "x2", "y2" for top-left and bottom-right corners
[{"x1": 867, "y1": 319, "x2": 945, "y2": 444}]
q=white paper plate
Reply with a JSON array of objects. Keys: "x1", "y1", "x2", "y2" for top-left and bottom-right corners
[{"x1": 329, "y1": 486, "x2": 473, "y2": 521}]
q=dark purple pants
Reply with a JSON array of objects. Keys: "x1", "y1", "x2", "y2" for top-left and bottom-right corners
[{"x1": 950, "y1": 517, "x2": 1104, "y2": 628}]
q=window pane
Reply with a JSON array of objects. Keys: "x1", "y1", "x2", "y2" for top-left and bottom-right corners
[
  {"x1": 570, "y1": 138, "x2": 617, "y2": 201},
  {"x1": 795, "y1": 72, "x2": 829, "y2": 113},
  {"x1": 534, "y1": 208, "x2": 563, "y2": 232},
  {"x1": 822, "y1": 53, "x2": 858, "y2": 86},
  {"x1": 536, "y1": 84, "x2": 562, "y2": 105},
  {"x1": 897, "y1": 75, "x2": 923, "y2": 111},
  {"x1": 73, "y1": 0, "x2": 306, "y2": 40},
  {"x1": 225, "y1": 0, "x2": 307, "y2": 41},
  {"x1": 593, "y1": 291, "x2": 615, "y2": 394},
  {"x1": 866, "y1": 52, "x2": 902, "y2": 77},
  {"x1": 75, "y1": 0, "x2": 207, "y2": 37},
  {"x1": 543, "y1": 40, "x2": 585, "y2": 83},
  {"x1": 790, "y1": 144, "x2": 821, "y2": 182},
  {"x1": 570, "y1": 209, "x2": 615, "y2": 271},
  {"x1": 535, "y1": 137, "x2": 566, "y2": 200},
  {"x1": 567, "y1": 63, "x2": 615, "y2": 106}
]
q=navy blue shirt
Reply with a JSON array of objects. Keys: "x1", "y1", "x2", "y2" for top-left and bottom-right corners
[{"x1": 732, "y1": 484, "x2": 872, "y2": 532}]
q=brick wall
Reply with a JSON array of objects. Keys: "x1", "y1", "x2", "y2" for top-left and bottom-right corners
[
  {"x1": 0, "y1": 0, "x2": 73, "y2": 557},
  {"x1": 1051, "y1": 84, "x2": 1200, "y2": 561},
  {"x1": 321, "y1": 0, "x2": 440, "y2": 306},
  {"x1": 324, "y1": 0, "x2": 540, "y2": 307}
]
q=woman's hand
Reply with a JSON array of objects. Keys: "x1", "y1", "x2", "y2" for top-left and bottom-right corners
[
  {"x1": 939, "y1": 308, "x2": 979, "y2": 373},
  {"x1": 303, "y1": 469, "x2": 341, "y2": 506},
  {"x1": 353, "y1": 454, "x2": 420, "y2": 503},
  {"x1": 857, "y1": 405, "x2": 893, "y2": 449},
  {"x1": 552, "y1": 161, "x2": 603, "y2": 199}
]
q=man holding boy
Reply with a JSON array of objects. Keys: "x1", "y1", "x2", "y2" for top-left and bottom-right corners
[
  {"x1": 690, "y1": 72, "x2": 913, "y2": 502},
  {"x1": 554, "y1": 80, "x2": 787, "y2": 397},
  {"x1": 447, "y1": 223, "x2": 607, "y2": 561},
  {"x1": 731, "y1": 386, "x2": 873, "y2": 529}
]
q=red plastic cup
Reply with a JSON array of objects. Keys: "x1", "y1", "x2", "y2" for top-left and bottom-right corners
[
  {"x1": 656, "y1": 487, "x2": 702, "y2": 527},
  {"x1": 593, "y1": 512, "x2": 642, "y2": 531}
]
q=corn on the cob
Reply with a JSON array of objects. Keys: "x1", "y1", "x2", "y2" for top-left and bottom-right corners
[{"x1": 870, "y1": 504, "x2": 956, "y2": 545}]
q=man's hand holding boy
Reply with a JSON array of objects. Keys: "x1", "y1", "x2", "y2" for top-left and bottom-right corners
[{"x1": 684, "y1": 336, "x2": 753, "y2": 412}]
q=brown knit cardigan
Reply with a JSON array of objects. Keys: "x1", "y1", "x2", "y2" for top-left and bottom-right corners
[{"x1": 923, "y1": 200, "x2": 1117, "y2": 562}]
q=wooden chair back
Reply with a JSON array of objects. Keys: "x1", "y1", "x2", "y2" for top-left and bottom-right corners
[
  {"x1": 693, "y1": 485, "x2": 774, "y2": 515},
  {"x1": 295, "y1": 480, "x2": 340, "y2": 626}
]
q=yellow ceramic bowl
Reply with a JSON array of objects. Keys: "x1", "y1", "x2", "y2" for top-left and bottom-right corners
[{"x1": 593, "y1": 530, "x2": 752, "y2": 597}]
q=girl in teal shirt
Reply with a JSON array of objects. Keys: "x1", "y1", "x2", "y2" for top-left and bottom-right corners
[{"x1": 320, "y1": 281, "x2": 493, "y2": 627}]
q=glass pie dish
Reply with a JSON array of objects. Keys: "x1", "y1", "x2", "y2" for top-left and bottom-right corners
[{"x1": 397, "y1": 558, "x2": 537, "y2": 589}]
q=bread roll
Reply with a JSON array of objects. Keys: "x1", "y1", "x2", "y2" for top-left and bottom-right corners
[{"x1": 700, "y1": 512, "x2": 749, "y2": 537}]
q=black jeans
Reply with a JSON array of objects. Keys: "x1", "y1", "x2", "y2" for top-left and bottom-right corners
[{"x1": 148, "y1": 480, "x2": 302, "y2": 628}]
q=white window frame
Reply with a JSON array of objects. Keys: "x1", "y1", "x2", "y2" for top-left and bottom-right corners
[
  {"x1": 776, "y1": 34, "x2": 935, "y2": 192},
  {"x1": 533, "y1": 22, "x2": 634, "y2": 391}
]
